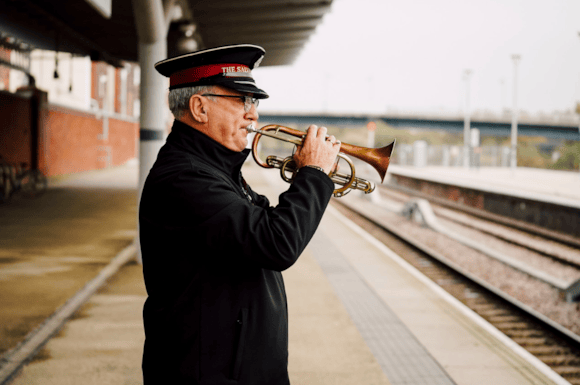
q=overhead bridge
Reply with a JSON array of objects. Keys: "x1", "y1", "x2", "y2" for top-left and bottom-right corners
[{"x1": 260, "y1": 112, "x2": 580, "y2": 140}]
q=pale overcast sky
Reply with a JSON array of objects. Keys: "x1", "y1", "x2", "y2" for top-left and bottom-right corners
[{"x1": 254, "y1": 0, "x2": 580, "y2": 116}]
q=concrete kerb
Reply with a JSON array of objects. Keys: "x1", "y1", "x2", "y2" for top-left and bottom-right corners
[
  {"x1": 396, "y1": 198, "x2": 580, "y2": 343},
  {"x1": 331, "y1": 203, "x2": 573, "y2": 385},
  {"x1": 0, "y1": 241, "x2": 138, "y2": 385}
]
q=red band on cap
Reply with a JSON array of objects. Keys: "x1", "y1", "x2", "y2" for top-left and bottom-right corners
[{"x1": 170, "y1": 63, "x2": 251, "y2": 87}]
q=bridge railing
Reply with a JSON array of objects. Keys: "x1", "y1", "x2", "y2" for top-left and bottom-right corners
[{"x1": 396, "y1": 143, "x2": 512, "y2": 168}]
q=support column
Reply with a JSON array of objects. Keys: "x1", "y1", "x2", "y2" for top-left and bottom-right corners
[
  {"x1": 138, "y1": 39, "x2": 167, "y2": 198},
  {"x1": 131, "y1": 0, "x2": 174, "y2": 262}
]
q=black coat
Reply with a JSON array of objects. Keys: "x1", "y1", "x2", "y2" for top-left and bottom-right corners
[{"x1": 139, "y1": 120, "x2": 334, "y2": 384}]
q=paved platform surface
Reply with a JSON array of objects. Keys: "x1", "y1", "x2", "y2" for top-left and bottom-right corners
[
  {"x1": 386, "y1": 165, "x2": 580, "y2": 207},
  {"x1": 3, "y1": 160, "x2": 570, "y2": 385}
]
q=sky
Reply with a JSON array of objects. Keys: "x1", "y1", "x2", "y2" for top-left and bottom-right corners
[{"x1": 253, "y1": 0, "x2": 580, "y2": 116}]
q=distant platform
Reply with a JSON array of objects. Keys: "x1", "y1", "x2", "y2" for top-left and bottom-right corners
[
  {"x1": 386, "y1": 165, "x2": 580, "y2": 239},
  {"x1": 387, "y1": 165, "x2": 580, "y2": 204}
]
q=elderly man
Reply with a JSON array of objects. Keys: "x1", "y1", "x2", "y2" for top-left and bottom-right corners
[{"x1": 139, "y1": 44, "x2": 340, "y2": 385}]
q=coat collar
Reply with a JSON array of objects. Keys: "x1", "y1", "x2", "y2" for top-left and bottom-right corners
[{"x1": 167, "y1": 120, "x2": 250, "y2": 178}]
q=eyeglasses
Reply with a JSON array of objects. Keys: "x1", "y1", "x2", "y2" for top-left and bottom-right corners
[{"x1": 201, "y1": 94, "x2": 259, "y2": 113}]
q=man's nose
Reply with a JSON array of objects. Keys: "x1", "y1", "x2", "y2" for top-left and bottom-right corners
[{"x1": 245, "y1": 104, "x2": 259, "y2": 121}]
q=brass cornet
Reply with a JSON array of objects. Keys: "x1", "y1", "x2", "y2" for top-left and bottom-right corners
[{"x1": 246, "y1": 124, "x2": 395, "y2": 197}]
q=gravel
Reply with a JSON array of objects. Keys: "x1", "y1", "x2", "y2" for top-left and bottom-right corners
[{"x1": 351, "y1": 191, "x2": 580, "y2": 335}]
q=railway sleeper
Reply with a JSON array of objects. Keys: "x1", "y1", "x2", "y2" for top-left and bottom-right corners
[
  {"x1": 436, "y1": 278, "x2": 462, "y2": 286},
  {"x1": 540, "y1": 354, "x2": 580, "y2": 366},
  {"x1": 486, "y1": 315, "x2": 522, "y2": 323},
  {"x1": 464, "y1": 299, "x2": 497, "y2": 308},
  {"x1": 525, "y1": 345, "x2": 568, "y2": 355},
  {"x1": 490, "y1": 321, "x2": 531, "y2": 330},
  {"x1": 419, "y1": 268, "x2": 446, "y2": 277},
  {"x1": 506, "y1": 329, "x2": 544, "y2": 338},
  {"x1": 552, "y1": 365, "x2": 580, "y2": 377},
  {"x1": 469, "y1": 308, "x2": 507, "y2": 317},
  {"x1": 510, "y1": 337, "x2": 548, "y2": 346}
]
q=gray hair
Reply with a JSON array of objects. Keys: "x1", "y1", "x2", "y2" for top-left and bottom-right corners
[{"x1": 168, "y1": 85, "x2": 216, "y2": 119}]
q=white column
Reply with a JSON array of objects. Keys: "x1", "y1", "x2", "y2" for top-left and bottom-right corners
[
  {"x1": 130, "y1": 0, "x2": 174, "y2": 195},
  {"x1": 138, "y1": 40, "x2": 168, "y2": 198},
  {"x1": 131, "y1": 0, "x2": 173, "y2": 263}
]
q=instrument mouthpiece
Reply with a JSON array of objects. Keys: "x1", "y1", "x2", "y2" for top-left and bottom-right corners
[{"x1": 245, "y1": 124, "x2": 256, "y2": 133}]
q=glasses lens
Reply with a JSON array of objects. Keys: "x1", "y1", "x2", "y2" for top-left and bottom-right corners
[{"x1": 243, "y1": 97, "x2": 258, "y2": 112}]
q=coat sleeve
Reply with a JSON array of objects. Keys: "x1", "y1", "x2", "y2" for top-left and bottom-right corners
[
  {"x1": 168, "y1": 166, "x2": 334, "y2": 271},
  {"x1": 245, "y1": 183, "x2": 271, "y2": 209}
]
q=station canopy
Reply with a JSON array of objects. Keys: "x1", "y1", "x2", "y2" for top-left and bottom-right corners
[{"x1": 0, "y1": 0, "x2": 333, "y2": 67}]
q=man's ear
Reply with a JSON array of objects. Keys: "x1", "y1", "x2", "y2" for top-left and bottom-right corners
[{"x1": 189, "y1": 94, "x2": 208, "y2": 123}]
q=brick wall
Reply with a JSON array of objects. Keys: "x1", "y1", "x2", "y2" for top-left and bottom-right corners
[
  {"x1": 2, "y1": 58, "x2": 140, "y2": 178},
  {"x1": 44, "y1": 104, "x2": 138, "y2": 177}
]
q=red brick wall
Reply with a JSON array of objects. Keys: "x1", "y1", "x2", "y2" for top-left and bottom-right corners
[
  {"x1": 107, "y1": 117, "x2": 138, "y2": 166},
  {"x1": 2, "y1": 60, "x2": 140, "y2": 178},
  {"x1": 44, "y1": 105, "x2": 138, "y2": 177}
]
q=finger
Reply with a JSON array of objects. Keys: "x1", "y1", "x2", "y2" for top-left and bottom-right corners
[
  {"x1": 304, "y1": 125, "x2": 318, "y2": 143},
  {"x1": 326, "y1": 135, "x2": 336, "y2": 144},
  {"x1": 317, "y1": 126, "x2": 328, "y2": 140}
]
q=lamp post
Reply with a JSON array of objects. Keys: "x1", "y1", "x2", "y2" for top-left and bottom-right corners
[
  {"x1": 463, "y1": 69, "x2": 472, "y2": 169},
  {"x1": 577, "y1": 33, "x2": 580, "y2": 179},
  {"x1": 510, "y1": 54, "x2": 521, "y2": 172}
]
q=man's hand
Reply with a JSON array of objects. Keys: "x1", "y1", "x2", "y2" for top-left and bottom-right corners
[{"x1": 293, "y1": 125, "x2": 341, "y2": 174}]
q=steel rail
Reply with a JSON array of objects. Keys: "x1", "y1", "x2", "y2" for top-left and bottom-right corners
[{"x1": 334, "y1": 199, "x2": 580, "y2": 384}]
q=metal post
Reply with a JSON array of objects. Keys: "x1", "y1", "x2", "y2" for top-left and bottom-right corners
[
  {"x1": 463, "y1": 69, "x2": 472, "y2": 169},
  {"x1": 510, "y1": 54, "x2": 521, "y2": 172}
]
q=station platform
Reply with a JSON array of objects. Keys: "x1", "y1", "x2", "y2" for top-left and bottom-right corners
[
  {"x1": 1, "y1": 160, "x2": 570, "y2": 385},
  {"x1": 386, "y1": 165, "x2": 580, "y2": 206},
  {"x1": 383, "y1": 164, "x2": 580, "y2": 240}
]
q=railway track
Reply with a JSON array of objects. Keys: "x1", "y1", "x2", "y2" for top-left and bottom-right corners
[
  {"x1": 382, "y1": 183, "x2": 580, "y2": 250},
  {"x1": 333, "y1": 197, "x2": 580, "y2": 385},
  {"x1": 379, "y1": 186, "x2": 580, "y2": 271},
  {"x1": 376, "y1": 186, "x2": 580, "y2": 306}
]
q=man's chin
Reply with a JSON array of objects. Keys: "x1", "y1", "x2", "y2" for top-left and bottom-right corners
[{"x1": 231, "y1": 138, "x2": 248, "y2": 152}]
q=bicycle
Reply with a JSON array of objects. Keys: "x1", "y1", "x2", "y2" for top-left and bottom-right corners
[{"x1": 0, "y1": 157, "x2": 47, "y2": 203}]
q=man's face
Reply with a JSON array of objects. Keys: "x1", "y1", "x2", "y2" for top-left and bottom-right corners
[{"x1": 204, "y1": 87, "x2": 259, "y2": 152}]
